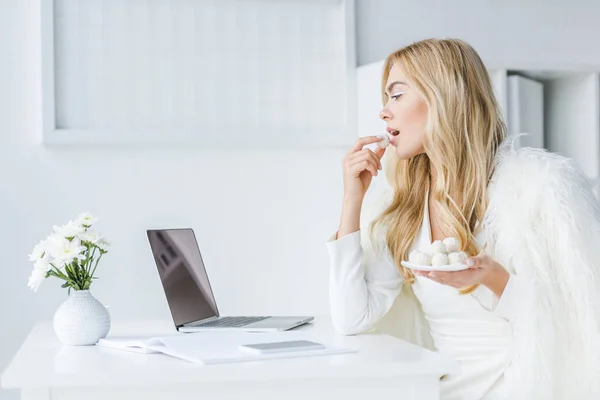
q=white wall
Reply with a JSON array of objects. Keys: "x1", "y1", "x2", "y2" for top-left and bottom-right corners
[
  {"x1": 356, "y1": 0, "x2": 600, "y2": 69},
  {"x1": 544, "y1": 73, "x2": 600, "y2": 180},
  {"x1": 0, "y1": 1, "x2": 345, "y2": 397}
]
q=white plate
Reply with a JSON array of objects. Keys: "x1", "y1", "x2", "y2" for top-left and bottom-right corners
[{"x1": 400, "y1": 260, "x2": 469, "y2": 272}]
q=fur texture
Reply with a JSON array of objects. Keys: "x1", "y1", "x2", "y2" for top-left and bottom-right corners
[
  {"x1": 483, "y1": 135, "x2": 600, "y2": 399},
  {"x1": 365, "y1": 135, "x2": 600, "y2": 398}
]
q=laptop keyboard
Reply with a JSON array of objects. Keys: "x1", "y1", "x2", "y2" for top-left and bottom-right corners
[{"x1": 190, "y1": 316, "x2": 270, "y2": 328}]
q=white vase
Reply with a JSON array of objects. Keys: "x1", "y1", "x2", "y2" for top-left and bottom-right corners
[{"x1": 53, "y1": 290, "x2": 111, "y2": 346}]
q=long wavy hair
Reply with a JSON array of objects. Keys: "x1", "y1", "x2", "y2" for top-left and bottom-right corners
[{"x1": 370, "y1": 38, "x2": 506, "y2": 294}]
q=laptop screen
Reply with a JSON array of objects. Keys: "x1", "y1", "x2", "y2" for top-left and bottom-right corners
[{"x1": 147, "y1": 229, "x2": 219, "y2": 327}]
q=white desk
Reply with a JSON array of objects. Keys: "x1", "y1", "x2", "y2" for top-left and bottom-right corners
[{"x1": 1, "y1": 317, "x2": 457, "y2": 400}]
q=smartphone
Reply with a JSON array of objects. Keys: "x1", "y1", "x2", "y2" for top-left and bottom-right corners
[{"x1": 239, "y1": 340, "x2": 326, "y2": 354}]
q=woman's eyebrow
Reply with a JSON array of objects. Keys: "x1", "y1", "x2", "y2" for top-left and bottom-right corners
[{"x1": 385, "y1": 81, "x2": 407, "y2": 95}]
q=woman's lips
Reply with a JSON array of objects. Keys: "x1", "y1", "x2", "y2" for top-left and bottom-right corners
[{"x1": 386, "y1": 128, "x2": 400, "y2": 146}]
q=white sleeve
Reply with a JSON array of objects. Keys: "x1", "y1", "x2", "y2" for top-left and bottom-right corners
[
  {"x1": 490, "y1": 273, "x2": 533, "y2": 322},
  {"x1": 326, "y1": 230, "x2": 404, "y2": 335},
  {"x1": 472, "y1": 273, "x2": 533, "y2": 323}
]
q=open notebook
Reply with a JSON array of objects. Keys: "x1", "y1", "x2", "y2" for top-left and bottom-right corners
[{"x1": 96, "y1": 331, "x2": 356, "y2": 365}]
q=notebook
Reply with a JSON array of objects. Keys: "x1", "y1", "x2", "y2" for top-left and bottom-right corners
[
  {"x1": 96, "y1": 331, "x2": 356, "y2": 364},
  {"x1": 96, "y1": 336, "x2": 170, "y2": 354}
]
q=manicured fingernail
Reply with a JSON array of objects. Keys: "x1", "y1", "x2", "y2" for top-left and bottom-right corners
[
  {"x1": 429, "y1": 272, "x2": 436, "y2": 277},
  {"x1": 376, "y1": 135, "x2": 384, "y2": 139},
  {"x1": 467, "y1": 259, "x2": 474, "y2": 267}
]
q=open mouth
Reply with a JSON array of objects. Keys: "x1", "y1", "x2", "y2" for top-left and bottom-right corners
[{"x1": 386, "y1": 127, "x2": 400, "y2": 136}]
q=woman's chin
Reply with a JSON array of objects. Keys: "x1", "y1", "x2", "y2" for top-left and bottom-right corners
[{"x1": 394, "y1": 147, "x2": 420, "y2": 160}]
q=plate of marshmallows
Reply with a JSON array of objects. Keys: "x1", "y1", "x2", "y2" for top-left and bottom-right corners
[{"x1": 400, "y1": 237, "x2": 470, "y2": 272}]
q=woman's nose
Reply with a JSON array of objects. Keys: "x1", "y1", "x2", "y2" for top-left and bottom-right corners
[{"x1": 379, "y1": 108, "x2": 391, "y2": 121}]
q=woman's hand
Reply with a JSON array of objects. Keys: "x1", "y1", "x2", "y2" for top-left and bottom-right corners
[
  {"x1": 342, "y1": 136, "x2": 388, "y2": 200},
  {"x1": 414, "y1": 252, "x2": 510, "y2": 297}
]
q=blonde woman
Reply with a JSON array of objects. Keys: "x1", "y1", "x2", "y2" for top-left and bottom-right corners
[{"x1": 327, "y1": 38, "x2": 600, "y2": 400}]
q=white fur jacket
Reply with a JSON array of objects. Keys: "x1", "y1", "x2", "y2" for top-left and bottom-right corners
[{"x1": 356, "y1": 135, "x2": 600, "y2": 399}]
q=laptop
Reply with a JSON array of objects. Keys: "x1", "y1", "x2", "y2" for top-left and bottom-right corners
[{"x1": 146, "y1": 228, "x2": 314, "y2": 332}]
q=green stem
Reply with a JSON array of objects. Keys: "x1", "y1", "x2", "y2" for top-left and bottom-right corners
[
  {"x1": 87, "y1": 246, "x2": 97, "y2": 274},
  {"x1": 76, "y1": 262, "x2": 84, "y2": 289},
  {"x1": 49, "y1": 263, "x2": 76, "y2": 290},
  {"x1": 50, "y1": 264, "x2": 70, "y2": 281},
  {"x1": 84, "y1": 246, "x2": 91, "y2": 274},
  {"x1": 90, "y1": 253, "x2": 103, "y2": 279},
  {"x1": 65, "y1": 263, "x2": 80, "y2": 290}
]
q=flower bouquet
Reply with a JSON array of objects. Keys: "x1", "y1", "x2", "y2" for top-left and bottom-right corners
[{"x1": 28, "y1": 213, "x2": 111, "y2": 345}]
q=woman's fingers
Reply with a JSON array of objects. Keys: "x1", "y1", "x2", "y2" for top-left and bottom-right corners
[
  {"x1": 467, "y1": 253, "x2": 489, "y2": 269},
  {"x1": 347, "y1": 135, "x2": 387, "y2": 155},
  {"x1": 373, "y1": 145, "x2": 387, "y2": 160},
  {"x1": 415, "y1": 269, "x2": 480, "y2": 287},
  {"x1": 348, "y1": 148, "x2": 383, "y2": 170},
  {"x1": 349, "y1": 159, "x2": 379, "y2": 177}
]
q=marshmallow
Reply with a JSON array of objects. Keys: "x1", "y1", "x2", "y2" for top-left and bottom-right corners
[
  {"x1": 377, "y1": 135, "x2": 391, "y2": 149},
  {"x1": 409, "y1": 250, "x2": 432, "y2": 266},
  {"x1": 431, "y1": 240, "x2": 446, "y2": 254},
  {"x1": 443, "y1": 237, "x2": 460, "y2": 253},
  {"x1": 431, "y1": 252, "x2": 449, "y2": 267},
  {"x1": 448, "y1": 251, "x2": 468, "y2": 265}
]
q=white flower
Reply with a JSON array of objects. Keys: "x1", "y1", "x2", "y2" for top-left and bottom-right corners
[
  {"x1": 46, "y1": 236, "x2": 86, "y2": 265},
  {"x1": 28, "y1": 266, "x2": 48, "y2": 292},
  {"x1": 96, "y1": 238, "x2": 110, "y2": 251},
  {"x1": 34, "y1": 254, "x2": 52, "y2": 271},
  {"x1": 28, "y1": 213, "x2": 109, "y2": 293},
  {"x1": 76, "y1": 212, "x2": 98, "y2": 227},
  {"x1": 79, "y1": 231, "x2": 100, "y2": 244},
  {"x1": 28, "y1": 239, "x2": 48, "y2": 262},
  {"x1": 53, "y1": 220, "x2": 85, "y2": 239},
  {"x1": 28, "y1": 256, "x2": 52, "y2": 292}
]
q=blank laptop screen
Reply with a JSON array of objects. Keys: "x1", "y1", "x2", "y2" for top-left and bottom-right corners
[{"x1": 147, "y1": 229, "x2": 219, "y2": 327}]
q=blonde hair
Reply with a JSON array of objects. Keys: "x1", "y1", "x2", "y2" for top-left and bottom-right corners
[{"x1": 371, "y1": 38, "x2": 506, "y2": 294}]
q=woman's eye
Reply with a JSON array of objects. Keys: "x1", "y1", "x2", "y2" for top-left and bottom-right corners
[{"x1": 390, "y1": 92, "x2": 404, "y2": 100}]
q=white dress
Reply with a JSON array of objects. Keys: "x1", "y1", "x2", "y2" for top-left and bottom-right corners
[{"x1": 326, "y1": 192, "x2": 527, "y2": 400}]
